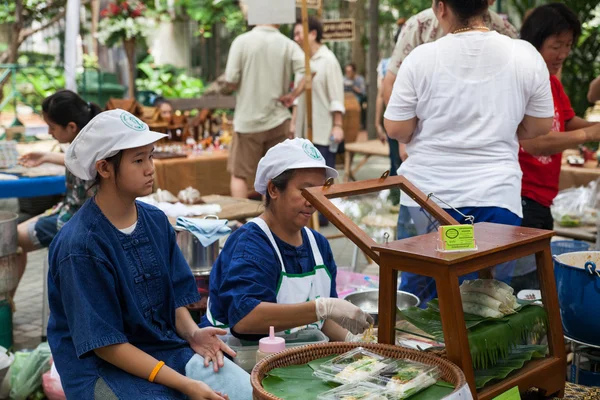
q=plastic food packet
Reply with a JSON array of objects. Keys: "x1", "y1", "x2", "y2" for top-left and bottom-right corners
[
  {"x1": 317, "y1": 381, "x2": 390, "y2": 400},
  {"x1": 313, "y1": 348, "x2": 391, "y2": 384},
  {"x1": 368, "y1": 359, "x2": 440, "y2": 399}
]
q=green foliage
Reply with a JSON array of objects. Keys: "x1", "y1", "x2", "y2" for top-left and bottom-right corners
[
  {"x1": 0, "y1": 0, "x2": 67, "y2": 25},
  {"x1": 9, "y1": 66, "x2": 65, "y2": 111},
  {"x1": 383, "y1": 0, "x2": 431, "y2": 20},
  {"x1": 135, "y1": 56, "x2": 204, "y2": 98},
  {"x1": 509, "y1": 0, "x2": 600, "y2": 116},
  {"x1": 175, "y1": 0, "x2": 246, "y2": 38}
]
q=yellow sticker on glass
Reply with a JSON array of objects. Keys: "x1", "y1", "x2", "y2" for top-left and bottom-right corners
[{"x1": 438, "y1": 225, "x2": 476, "y2": 251}]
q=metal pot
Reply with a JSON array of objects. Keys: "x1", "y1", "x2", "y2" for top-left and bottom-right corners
[
  {"x1": 175, "y1": 216, "x2": 220, "y2": 275},
  {"x1": 0, "y1": 212, "x2": 18, "y2": 258},
  {"x1": 553, "y1": 251, "x2": 600, "y2": 346},
  {"x1": 344, "y1": 289, "x2": 420, "y2": 326}
]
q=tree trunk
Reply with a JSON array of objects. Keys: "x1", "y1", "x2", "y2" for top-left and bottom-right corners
[
  {"x1": 348, "y1": 0, "x2": 366, "y2": 74},
  {"x1": 123, "y1": 38, "x2": 136, "y2": 99}
]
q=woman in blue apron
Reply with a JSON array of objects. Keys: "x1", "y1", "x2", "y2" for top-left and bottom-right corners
[
  {"x1": 202, "y1": 138, "x2": 373, "y2": 342},
  {"x1": 47, "y1": 110, "x2": 251, "y2": 400}
]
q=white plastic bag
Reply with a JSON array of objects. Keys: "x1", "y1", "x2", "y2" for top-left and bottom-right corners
[{"x1": 551, "y1": 179, "x2": 600, "y2": 227}]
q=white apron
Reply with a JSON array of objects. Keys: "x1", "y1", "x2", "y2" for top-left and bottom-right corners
[{"x1": 207, "y1": 217, "x2": 332, "y2": 333}]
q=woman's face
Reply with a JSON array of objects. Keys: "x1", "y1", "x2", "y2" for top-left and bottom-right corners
[
  {"x1": 43, "y1": 114, "x2": 78, "y2": 143},
  {"x1": 270, "y1": 168, "x2": 327, "y2": 232},
  {"x1": 158, "y1": 103, "x2": 174, "y2": 121},
  {"x1": 540, "y1": 31, "x2": 573, "y2": 76}
]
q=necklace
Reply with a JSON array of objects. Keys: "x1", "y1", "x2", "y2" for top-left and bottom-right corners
[{"x1": 452, "y1": 26, "x2": 490, "y2": 34}]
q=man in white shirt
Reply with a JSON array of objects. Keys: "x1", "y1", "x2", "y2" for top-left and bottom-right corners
[
  {"x1": 291, "y1": 17, "x2": 345, "y2": 169},
  {"x1": 224, "y1": 24, "x2": 305, "y2": 198}
]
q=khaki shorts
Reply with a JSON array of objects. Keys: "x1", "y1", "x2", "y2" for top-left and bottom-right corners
[{"x1": 227, "y1": 120, "x2": 289, "y2": 182}]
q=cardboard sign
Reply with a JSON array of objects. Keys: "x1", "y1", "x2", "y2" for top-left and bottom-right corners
[
  {"x1": 322, "y1": 19, "x2": 355, "y2": 42},
  {"x1": 438, "y1": 225, "x2": 476, "y2": 251},
  {"x1": 295, "y1": 0, "x2": 321, "y2": 9},
  {"x1": 247, "y1": 0, "x2": 296, "y2": 25}
]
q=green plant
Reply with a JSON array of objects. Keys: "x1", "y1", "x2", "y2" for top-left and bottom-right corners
[
  {"x1": 97, "y1": 0, "x2": 155, "y2": 47},
  {"x1": 176, "y1": 0, "x2": 246, "y2": 38},
  {"x1": 12, "y1": 66, "x2": 65, "y2": 111},
  {"x1": 136, "y1": 56, "x2": 204, "y2": 98},
  {"x1": 509, "y1": 0, "x2": 600, "y2": 116},
  {"x1": 562, "y1": 3, "x2": 600, "y2": 116}
]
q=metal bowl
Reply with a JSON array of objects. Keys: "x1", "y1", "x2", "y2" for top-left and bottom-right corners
[{"x1": 344, "y1": 289, "x2": 420, "y2": 326}]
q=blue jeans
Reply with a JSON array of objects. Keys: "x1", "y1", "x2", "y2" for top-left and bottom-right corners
[{"x1": 397, "y1": 205, "x2": 522, "y2": 306}]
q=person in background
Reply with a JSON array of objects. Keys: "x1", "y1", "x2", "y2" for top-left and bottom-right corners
[
  {"x1": 512, "y1": 4, "x2": 600, "y2": 292},
  {"x1": 224, "y1": 24, "x2": 306, "y2": 199},
  {"x1": 15, "y1": 90, "x2": 101, "y2": 297},
  {"x1": 154, "y1": 97, "x2": 174, "y2": 123},
  {"x1": 589, "y1": 75, "x2": 600, "y2": 104},
  {"x1": 381, "y1": 0, "x2": 517, "y2": 106},
  {"x1": 375, "y1": 21, "x2": 405, "y2": 205},
  {"x1": 203, "y1": 138, "x2": 372, "y2": 342},
  {"x1": 291, "y1": 16, "x2": 345, "y2": 170},
  {"x1": 48, "y1": 109, "x2": 252, "y2": 400},
  {"x1": 344, "y1": 63, "x2": 366, "y2": 101},
  {"x1": 384, "y1": 0, "x2": 554, "y2": 304}
]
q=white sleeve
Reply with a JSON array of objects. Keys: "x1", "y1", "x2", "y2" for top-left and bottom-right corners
[
  {"x1": 384, "y1": 53, "x2": 418, "y2": 121},
  {"x1": 525, "y1": 51, "x2": 553, "y2": 118},
  {"x1": 224, "y1": 38, "x2": 243, "y2": 84}
]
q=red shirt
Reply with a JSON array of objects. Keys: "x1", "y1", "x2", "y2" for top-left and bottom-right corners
[{"x1": 519, "y1": 75, "x2": 575, "y2": 207}]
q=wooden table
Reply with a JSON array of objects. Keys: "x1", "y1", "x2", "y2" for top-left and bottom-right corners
[
  {"x1": 559, "y1": 162, "x2": 600, "y2": 190},
  {"x1": 168, "y1": 195, "x2": 263, "y2": 224},
  {"x1": 154, "y1": 151, "x2": 231, "y2": 196},
  {"x1": 344, "y1": 140, "x2": 389, "y2": 182}
]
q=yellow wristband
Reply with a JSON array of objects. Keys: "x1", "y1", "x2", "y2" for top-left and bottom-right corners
[{"x1": 148, "y1": 361, "x2": 165, "y2": 383}]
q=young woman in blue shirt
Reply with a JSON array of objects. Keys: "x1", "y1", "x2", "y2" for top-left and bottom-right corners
[{"x1": 47, "y1": 109, "x2": 251, "y2": 400}]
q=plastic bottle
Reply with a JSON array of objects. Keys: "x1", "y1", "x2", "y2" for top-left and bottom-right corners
[
  {"x1": 256, "y1": 326, "x2": 286, "y2": 364},
  {"x1": 329, "y1": 135, "x2": 339, "y2": 153}
]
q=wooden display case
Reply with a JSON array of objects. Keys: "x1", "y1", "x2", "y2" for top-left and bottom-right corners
[{"x1": 303, "y1": 174, "x2": 566, "y2": 399}]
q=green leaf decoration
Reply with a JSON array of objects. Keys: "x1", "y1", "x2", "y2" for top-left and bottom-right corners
[
  {"x1": 262, "y1": 357, "x2": 456, "y2": 400},
  {"x1": 400, "y1": 301, "x2": 548, "y2": 369},
  {"x1": 474, "y1": 345, "x2": 548, "y2": 389}
]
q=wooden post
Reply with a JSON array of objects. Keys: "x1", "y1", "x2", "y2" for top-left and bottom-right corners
[
  {"x1": 123, "y1": 38, "x2": 136, "y2": 99},
  {"x1": 300, "y1": 0, "x2": 313, "y2": 142},
  {"x1": 366, "y1": 0, "x2": 379, "y2": 139}
]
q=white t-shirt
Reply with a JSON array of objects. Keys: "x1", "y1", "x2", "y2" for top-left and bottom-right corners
[{"x1": 384, "y1": 31, "x2": 553, "y2": 218}]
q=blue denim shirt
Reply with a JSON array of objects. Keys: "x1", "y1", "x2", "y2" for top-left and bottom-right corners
[
  {"x1": 201, "y1": 222, "x2": 338, "y2": 341},
  {"x1": 47, "y1": 199, "x2": 200, "y2": 399}
]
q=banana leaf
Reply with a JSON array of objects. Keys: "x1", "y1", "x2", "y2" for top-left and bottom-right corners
[
  {"x1": 474, "y1": 345, "x2": 548, "y2": 389},
  {"x1": 400, "y1": 301, "x2": 548, "y2": 369},
  {"x1": 262, "y1": 356, "x2": 456, "y2": 400}
]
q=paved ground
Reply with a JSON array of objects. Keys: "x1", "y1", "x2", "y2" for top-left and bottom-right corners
[{"x1": 1, "y1": 145, "x2": 392, "y2": 352}]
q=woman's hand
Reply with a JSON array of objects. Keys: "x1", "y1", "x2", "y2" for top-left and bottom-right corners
[
  {"x1": 315, "y1": 298, "x2": 373, "y2": 334},
  {"x1": 188, "y1": 327, "x2": 236, "y2": 372},
  {"x1": 376, "y1": 124, "x2": 387, "y2": 143},
  {"x1": 18, "y1": 152, "x2": 48, "y2": 167},
  {"x1": 184, "y1": 379, "x2": 229, "y2": 400}
]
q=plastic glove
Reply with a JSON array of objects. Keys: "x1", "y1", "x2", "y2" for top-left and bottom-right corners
[
  {"x1": 315, "y1": 298, "x2": 373, "y2": 334},
  {"x1": 344, "y1": 332, "x2": 364, "y2": 342},
  {"x1": 345, "y1": 328, "x2": 378, "y2": 343}
]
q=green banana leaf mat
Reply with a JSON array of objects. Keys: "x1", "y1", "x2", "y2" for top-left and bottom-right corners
[{"x1": 261, "y1": 355, "x2": 456, "y2": 400}]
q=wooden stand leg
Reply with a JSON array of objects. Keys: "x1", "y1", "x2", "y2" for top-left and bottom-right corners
[
  {"x1": 436, "y1": 271, "x2": 477, "y2": 397},
  {"x1": 378, "y1": 254, "x2": 397, "y2": 345},
  {"x1": 344, "y1": 151, "x2": 353, "y2": 183},
  {"x1": 535, "y1": 246, "x2": 566, "y2": 385}
]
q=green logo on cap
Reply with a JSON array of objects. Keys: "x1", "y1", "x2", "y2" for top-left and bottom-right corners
[
  {"x1": 302, "y1": 142, "x2": 322, "y2": 160},
  {"x1": 120, "y1": 112, "x2": 146, "y2": 131}
]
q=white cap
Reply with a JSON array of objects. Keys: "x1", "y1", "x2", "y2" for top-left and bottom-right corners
[
  {"x1": 65, "y1": 109, "x2": 167, "y2": 180},
  {"x1": 254, "y1": 138, "x2": 338, "y2": 195}
]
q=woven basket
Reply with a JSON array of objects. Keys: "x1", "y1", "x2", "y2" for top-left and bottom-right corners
[{"x1": 251, "y1": 342, "x2": 467, "y2": 400}]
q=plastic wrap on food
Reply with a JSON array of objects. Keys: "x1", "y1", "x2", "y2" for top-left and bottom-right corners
[
  {"x1": 369, "y1": 359, "x2": 440, "y2": 399},
  {"x1": 177, "y1": 186, "x2": 202, "y2": 204},
  {"x1": 317, "y1": 382, "x2": 390, "y2": 400},
  {"x1": 313, "y1": 348, "x2": 391, "y2": 384}
]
